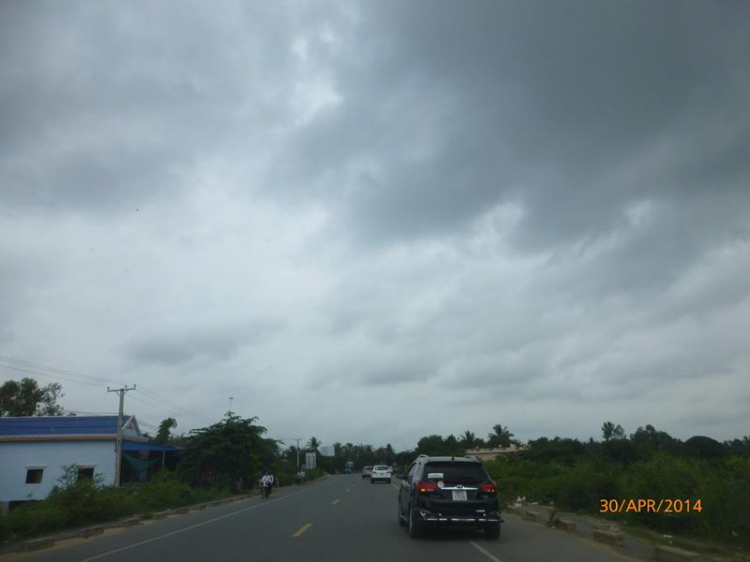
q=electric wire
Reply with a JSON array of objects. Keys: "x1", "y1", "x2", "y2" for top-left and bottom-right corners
[
  {"x1": 0, "y1": 355, "x2": 216, "y2": 425},
  {"x1": 0, "y1": 355, "x2": 128, "y2": 386},
  {"x1": 0, "y1": 363, "x2": 103, "y2": 388}
]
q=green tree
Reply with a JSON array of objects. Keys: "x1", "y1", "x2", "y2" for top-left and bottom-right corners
[
  {"x1": 178, "y1": 413, "x2": 275, "y2": 491},
  {"x1": 461, "y1": 430, "x2": 480, "y2": 449},
  {"x1": 601, "y1": 421, "x2": 624, "y2": 441},
  {"x1": 155, "y1": 418, "x2": 177, "y2": 444},
  {"x1": 487, "y1": 424, "x2": 514, "y2": 448},
  {"x1": 306, "y1": 436, "x2": 320, "y2": 452},
  {"x1": 0, "y1": 378, "x2": 64, "y2": 416}
]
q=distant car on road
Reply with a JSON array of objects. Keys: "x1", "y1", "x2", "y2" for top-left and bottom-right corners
[
  {"x1": 398, "y1": 455, "x2": 501, "y2": 539},
  {"x1": 370, "y1": 464, "x2": 392, "y2": 484},
  {"x1": 345, "y1": 461, "x2": 355, "y2": 474},
  {"x1": 361, "y1": 466, "x2": 373, "y2": 479}
]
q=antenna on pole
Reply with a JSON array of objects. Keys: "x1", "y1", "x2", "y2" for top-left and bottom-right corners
[{"x1": 228, "y1": 396, "x2": 234, "y2": 414}]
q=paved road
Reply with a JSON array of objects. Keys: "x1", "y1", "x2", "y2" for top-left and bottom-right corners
[{"x1": 7, "y1": 475, "x2": 637, "y2": 562}]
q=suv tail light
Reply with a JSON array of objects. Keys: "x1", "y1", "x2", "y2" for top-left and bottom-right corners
[
  {"x1": 480, "y1": 483, "x2": 496, "y2": 494},
  {"x1": 416, "y1": 481, "x2": 438, "y2": 493}
]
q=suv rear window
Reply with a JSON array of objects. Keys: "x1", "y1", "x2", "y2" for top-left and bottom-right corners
[{"x1": 422, "y1": 462, "x2": 487, "y2": 484}]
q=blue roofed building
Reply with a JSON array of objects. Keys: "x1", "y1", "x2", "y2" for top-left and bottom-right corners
[{"x1": 0, "y1": 415, "x2": 178, "y2": 510}]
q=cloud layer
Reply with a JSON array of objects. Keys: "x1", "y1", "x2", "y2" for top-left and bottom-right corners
[{"x1": 2, "y1": 0, "x2": 749, "y2": 447}]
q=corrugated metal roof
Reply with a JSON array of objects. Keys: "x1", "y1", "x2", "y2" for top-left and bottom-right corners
[{"x1": 0, "y1": 415, "x2": 138, "y2": 437}]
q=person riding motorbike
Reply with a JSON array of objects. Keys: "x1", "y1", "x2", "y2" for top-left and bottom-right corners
[{"x1": 260, "y1": 471, "x2": 274, "y2": 498}]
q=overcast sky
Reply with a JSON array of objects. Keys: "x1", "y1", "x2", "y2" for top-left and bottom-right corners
[{"x1": 1, "y1": 1, "x2": 749, "y2": 450}]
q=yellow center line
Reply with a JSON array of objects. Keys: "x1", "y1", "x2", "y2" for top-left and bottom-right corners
[
  {"x1": 332, "y1": 499, "x2": 340, "y2": 505},
  {"x1": 292, "y1": 523, "x2": 313, "y2": 538}
]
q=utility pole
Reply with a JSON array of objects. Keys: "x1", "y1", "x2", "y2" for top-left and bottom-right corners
[
  {"x1": 296, "y1": 438, "x2": 301, "y2": 473},
  {"x1": 107, "y1": 385, "x2": 136, "y2": 487}
]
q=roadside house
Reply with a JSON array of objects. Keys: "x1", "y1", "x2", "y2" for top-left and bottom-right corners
[{"x1": 0, "y1": 415, "x2": 177, "y2": 511}]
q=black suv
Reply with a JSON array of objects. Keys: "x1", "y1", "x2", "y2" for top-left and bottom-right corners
[{"x1": 397, "y1": 455, "x2": 501, "y2": 539}]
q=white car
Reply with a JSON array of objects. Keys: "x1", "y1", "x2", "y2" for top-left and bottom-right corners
[{"x1": 370, "y1": 464, "x2": 392, "y2": 484}]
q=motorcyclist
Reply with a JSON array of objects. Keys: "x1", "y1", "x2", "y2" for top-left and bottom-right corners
[{"x1": 260, "y1": 471, "x2": 274, "y2": 498}]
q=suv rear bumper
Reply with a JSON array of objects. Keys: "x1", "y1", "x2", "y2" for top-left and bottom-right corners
[{"x1": 415, "y1": 508, "x2": 501, "y2": 527}]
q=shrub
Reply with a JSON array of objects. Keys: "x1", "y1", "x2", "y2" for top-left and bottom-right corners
[
  {"x1": 305, "y1": 467, "x2": 324, "y2": 481},
  {"x1": 0, "y1": 510, "x2": 11, "y2": 543},
  {"x1": 556, "y1": 461, "x2": 620, "y2": 512},
  {"x1": 6, "y1": 504, "x2": 67, "y2": 538},
  {"x1": 129, "y1": 472, "x2": 196, "y2": 512}
]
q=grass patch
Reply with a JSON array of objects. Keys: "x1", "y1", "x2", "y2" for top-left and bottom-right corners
[{"x1": 3, "y1": 468, "x2": 234, "y2": 543}]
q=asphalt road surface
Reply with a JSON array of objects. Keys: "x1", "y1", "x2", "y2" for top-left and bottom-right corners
[{"x1": 7, "y1": 475, "x2": 636, "y2": 562}]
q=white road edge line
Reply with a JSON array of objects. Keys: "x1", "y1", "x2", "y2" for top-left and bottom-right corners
[
  {"x1": 469, "y1": 540, "x2": 504, "y2": 562},
  {"x1": 79, "y1": 484, "x2": 324, "y2": 562}
]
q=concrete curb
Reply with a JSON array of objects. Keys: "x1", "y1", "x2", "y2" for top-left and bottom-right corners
[
  {"x1": 655, "y1": 545, "x2": 704, "y2": 562},
  {"x1": 20, "y1": 538, "x2": 56, "y2": 552},
  {"x1": 593, "y1": 529, "x2": 625, "y2": 547},
  {"x1": 554, "y1": 518, "x2": 577, "y2": 533},
  {"x1": 79, "y1": 526, "x2": 104, "y2": 538},
  {"x1": 118, "y1": 517, "x2": 141, "y2": 528}
]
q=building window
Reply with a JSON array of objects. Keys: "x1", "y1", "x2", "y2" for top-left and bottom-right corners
[
  {"x1": 77, "y1": 467, "x2": 95, "y2": 480},
  {"x1": 26, "y1": 468, "x2": 44, "y2": 484}
]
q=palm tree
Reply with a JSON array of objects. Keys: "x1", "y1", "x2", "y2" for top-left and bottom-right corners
[
  {"x1": 461, "y1": 430, "x2": 479, "y2": 449},
  {"x1": 488, "y1": 424, "x2": 514, "y2": 448},
  {"x1": 306, "y1": 436, "x2": 321, "y2": 451}
]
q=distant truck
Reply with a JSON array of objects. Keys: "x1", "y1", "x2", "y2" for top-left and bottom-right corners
[{"x1": 344, "y1": 461, "x2": 355, "y2": 474}]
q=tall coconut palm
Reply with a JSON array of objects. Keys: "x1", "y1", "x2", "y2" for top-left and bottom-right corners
[
  {"x1": 488, "y1": 424, "x2": 514, "y2": 448},
  {"x1": 461, "y1": 430, "x2": 480, "y2": 449},
  {"x1": 306, "y1": 436, "x2": 321, "y2": 451}
]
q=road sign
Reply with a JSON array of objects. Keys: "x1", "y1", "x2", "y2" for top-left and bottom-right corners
[
  {"x1": 319, "y1": 445, "x2": 335, "y2": 457},
  {"x1": 305, "y1": 452, "x2": 316, "y2": 470}
]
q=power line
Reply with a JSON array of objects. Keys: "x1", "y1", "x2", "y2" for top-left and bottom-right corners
[
  {"x1": 128, "y1": 394, "x2": 214, "y2": 426},
  {"x1": 0, "y1": 363, "x2": 103, "y2": 388},
  {"x1": 136, "y1": 386, "x2": 215, "y2": 424},
  {"x1": 0, "y1": 355, "x2": 217, "y2": 426},
  {"x1": 0, "y1": 355, "x2": 128, "y2": 386}
]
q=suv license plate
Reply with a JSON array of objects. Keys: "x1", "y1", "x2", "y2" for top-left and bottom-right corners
[{"x1": 452, "y1": 490, "x2": 467, "y2": 501}]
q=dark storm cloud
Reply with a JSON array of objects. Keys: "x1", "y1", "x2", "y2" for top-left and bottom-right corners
[
  {"x1": 0, "y1": 0, "x2": 299, "y2": 213},
  {"x1": 124, "y1": 320, "x2": 279, "y2": 366},
  {"x1": 265, "y1": 0, "x2": 750, "y2": 257},
  {"x1": 2, "y1": 0, "x2": 749, "y2": 444}
]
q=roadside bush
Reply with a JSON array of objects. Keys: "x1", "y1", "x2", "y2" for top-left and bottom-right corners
[
  {"x1": 0, "y1": 510, "x2": 11, "y2": 543},
  {"x1": 275, "y1": 469, "x2": 295, "y2": 487},
  {"x1": 4, "y1": 467, "x2": 238, "y2": 541},
  {"x1": 623, "y1": 453, "x2": 702, "y2": 534},
  {"x1": 129, "y1": 472, "x2": 195, "y2": 512},
  {"x1": 46, "y1": 475, "x2": 131, "y2": 527},
  {"x1": 698, "y1": 456, "x2": 750, "y2": 542},
  {"x1": 486, "y1": 458, "x2": 569, "y2": 507},
  {"x1": 305, "y1": 467, "x2": 324, "y2": 481},
  {"x1": 623, "y1": 454, "x2": 750, "y2": 544},
  {"x1": 6, "y1": 503, "x2": 67, "y2": 538},
  {"x1": 555, "y1": 461, "x2": 620, "y2": 512}
]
